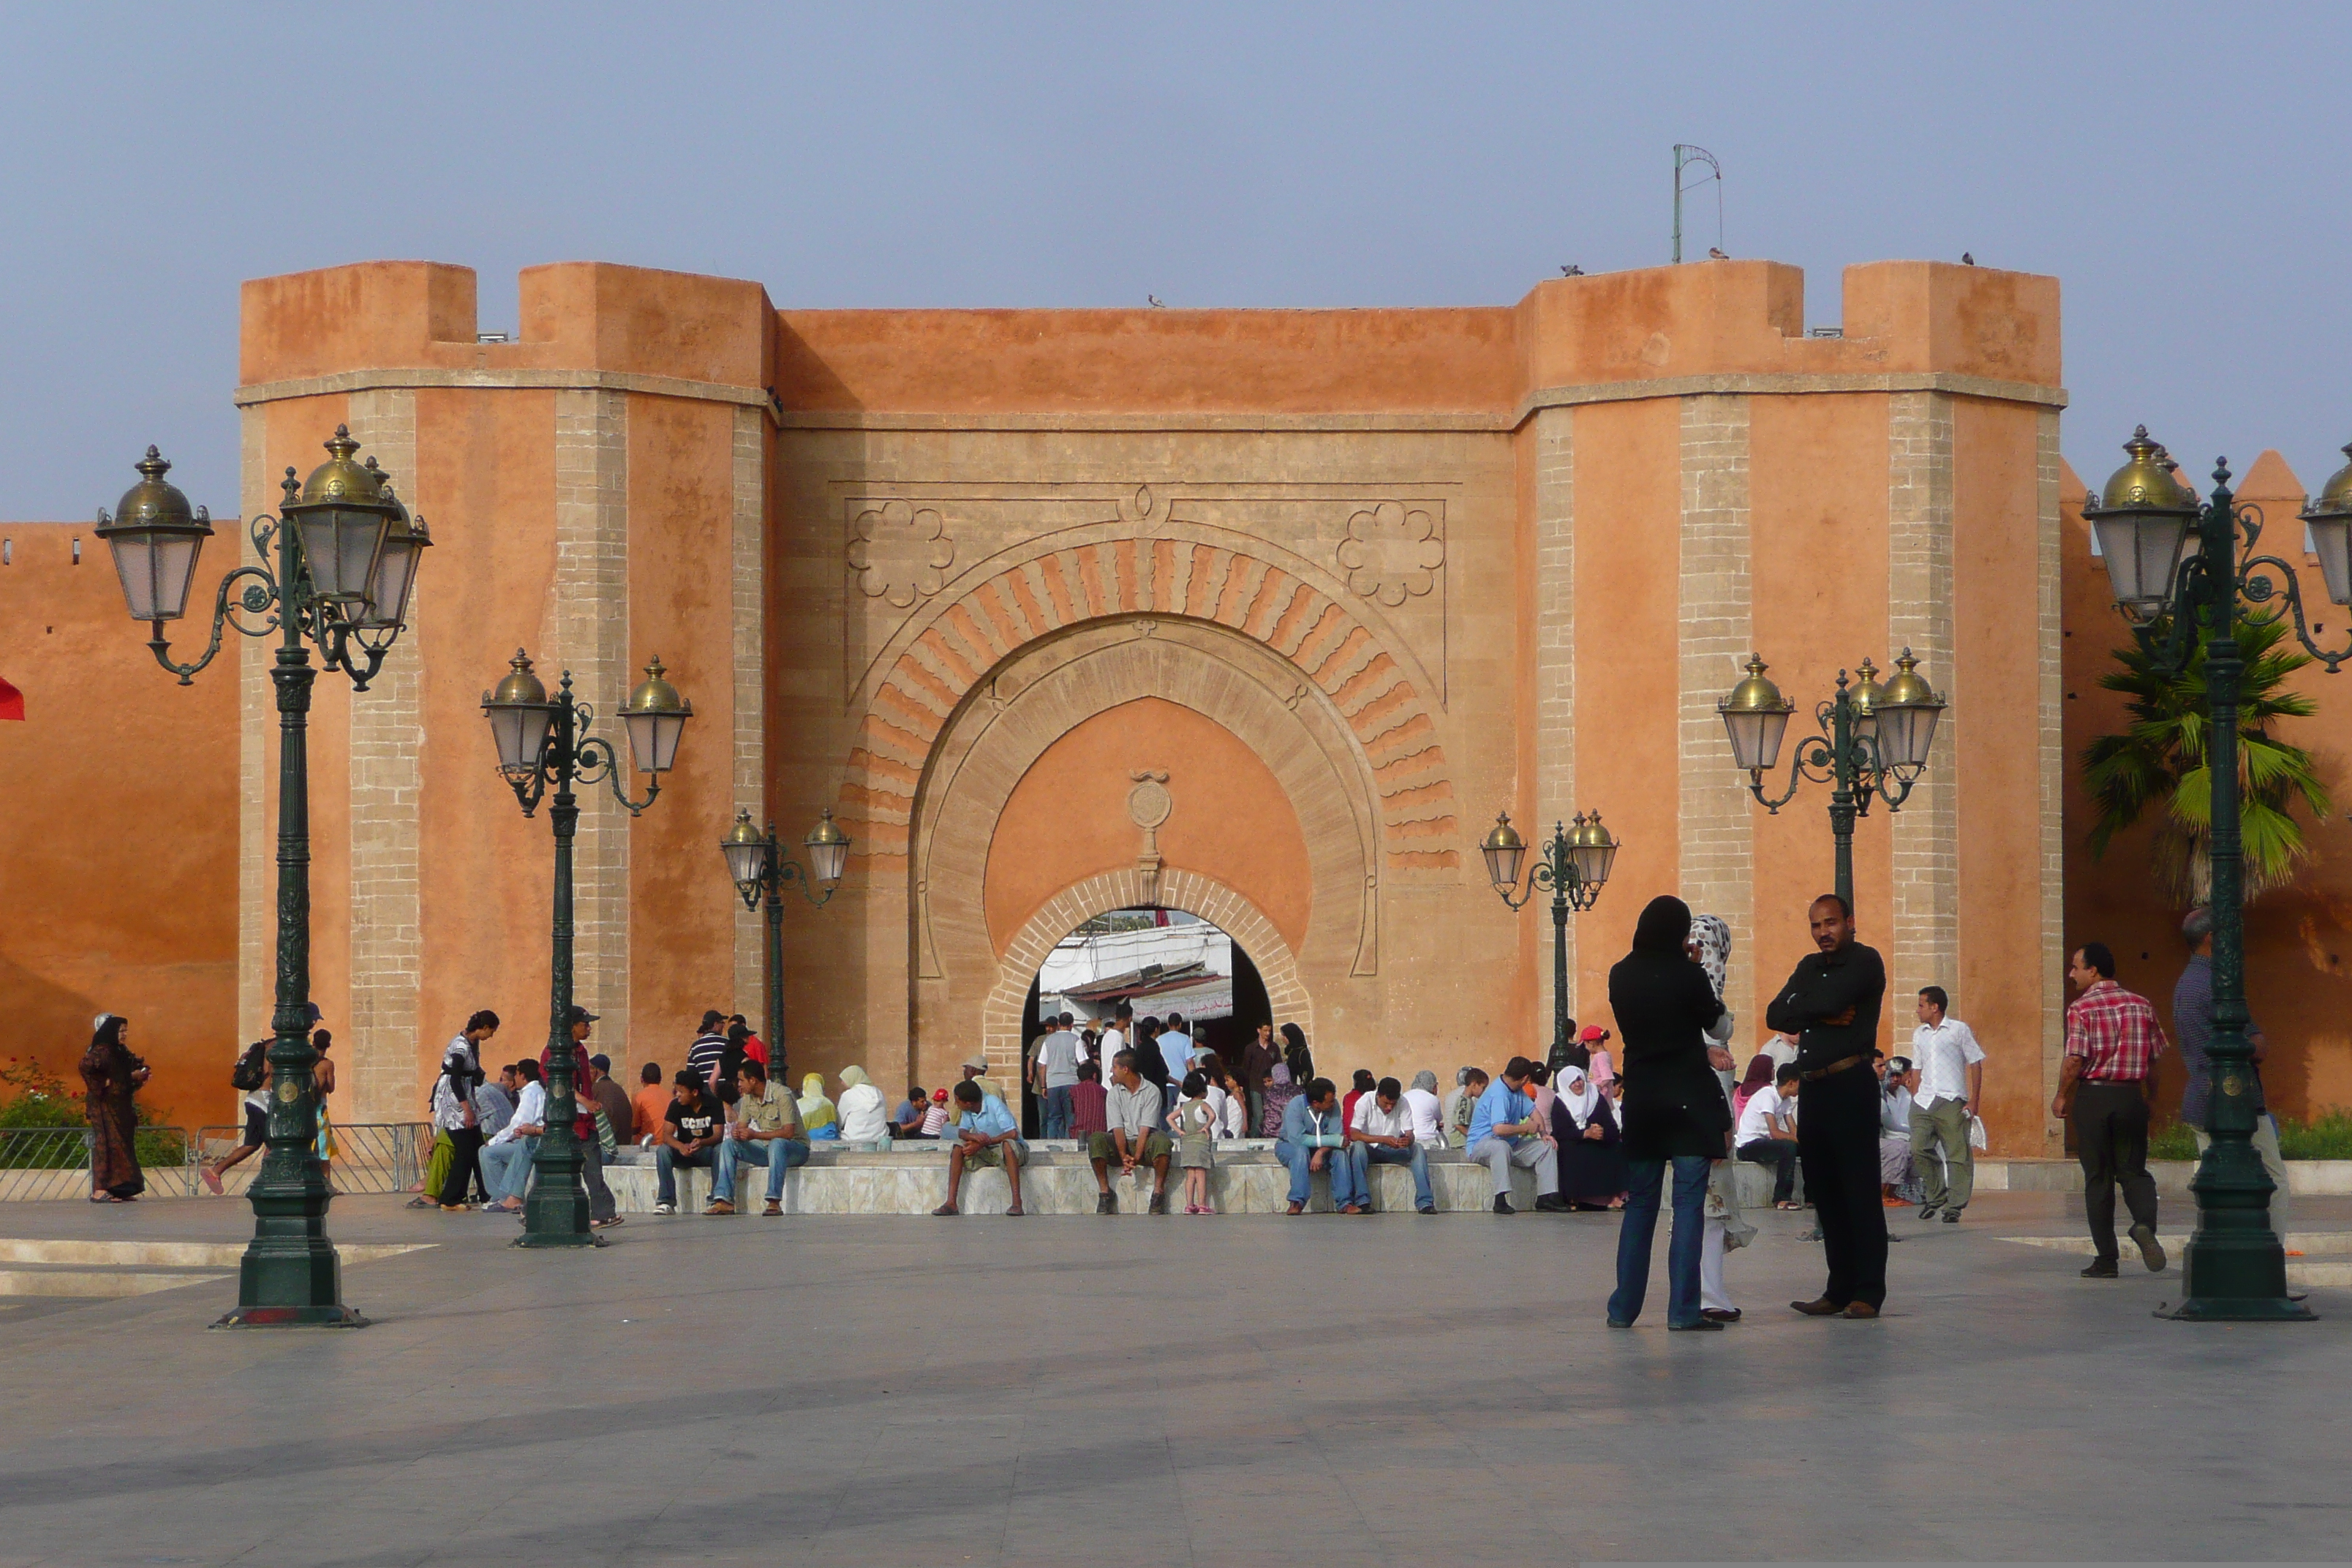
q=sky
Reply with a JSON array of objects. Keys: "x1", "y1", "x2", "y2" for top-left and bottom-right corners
[{"x1": 3, "y1": 2, "x2": 2348, "y2": 518}]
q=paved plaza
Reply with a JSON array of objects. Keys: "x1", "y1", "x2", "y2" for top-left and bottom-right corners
[{"x1": 0, "y1": 1193, "x2": 2345, "y2": 1566}]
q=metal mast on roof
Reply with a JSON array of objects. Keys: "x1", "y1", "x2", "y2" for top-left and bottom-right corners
[{"x1": 1673, "y1": 144, "x2": 1722, "y2": 263}]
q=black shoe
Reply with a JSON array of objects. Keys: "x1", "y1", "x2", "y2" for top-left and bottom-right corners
[
  {"x1": 1533, "y1": 1194, "x2": 1571, "y2": 1213},
  {"x1": 1095, "y1": 1192, "x2": 1117, "y2": 1215},
  {"x1": 2081, "y1": 1259, "x2": 2119, "y2": 1279},
  {"x1": 1492, "y1": 1194, "x2": 1515, "y2": 1215},
  {"x1": 1918, "y1": 1204, "x2": 1941, "y2": 1221},
  {"x1": 2130, "y1": 1222, "x2": 2166, "y2": 1272},
  {"x1": 1701, "y1": 1308, "x2": 1742, "y2": 1324},
  {"x1": 1416, "y1": 1205, "x2": 1436, "y2": 1215},
  {"x1": 1668, "y1": 1318, "x2": 1725, "y2": 1332},
  {"x1": 1941, "y1": 1208, "x2": 1961, "y2": 1224},
  {"x1": 1147, "y1": 1191, "x2": 1168, "y2": 1215}
]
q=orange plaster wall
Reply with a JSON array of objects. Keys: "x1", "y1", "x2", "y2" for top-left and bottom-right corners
[
  {"x1": 984, "y1": 698, "x2": 1312, "y2": 958},
  {"x1": 625, "y1": 396, "x2": 744, "y2": 1055},
  {"x1": 1950, "y1": 398, "x2": 2055, "y2": 1152},
  {"x1": 0, "y1": 522, "x2": 236, "y2": 1123},
  {"x1": 1746, "y1": 394, "x2": 1893, "y2": 1046},
  {"x1": 412, "y1": 388, "x2": 559, "y2": 1080},
  {"x1": 1568, "y1": 399, "x2": 1681, "y2": 1030}
]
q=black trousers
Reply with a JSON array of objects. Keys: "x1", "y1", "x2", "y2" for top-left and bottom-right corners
[
  {"x1": 1797, "y1": 1065, "x2": 1888, "y2": 1308},
  {"x1": 438, "y1": 1126, "x2": 486, "y2": 1207},
  {"x1": 1738, "y1": 1137, "x2": 1799, "y2": 1204},
  {"x1": 2073, "y1": 1080, "x2": 2158, "y2": 1261}
]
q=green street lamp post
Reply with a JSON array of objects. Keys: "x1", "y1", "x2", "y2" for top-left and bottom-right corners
[
  {"x1": 1480, "y1": 811, "x2": 1621, "y2": 1065},
  {"x1": 2084, "y1": 425, "x2": 2352, "y2": 1322},
  {"x1": 483, "y1": 650, "x2": 692, "y2": 1246},
  {"x1": 1716, "y1": 650, "x2": 1945, "y2": 916},
  {"x1": 719, "y1": 807, "x2": 851, "y2": 1082},
  {"x1": 94, "y1": 429, "x2": 431, "y2": 1327}
]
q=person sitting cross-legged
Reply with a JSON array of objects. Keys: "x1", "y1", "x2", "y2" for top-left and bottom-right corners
[
  {"x1": 1466, "y1": 1056, "x2": 1569, "y2": 1215},
  {"x1": 706, "y1": 1058, "x2": 810, "y2": 1216},
  {"x1": 1276, "y1": 1076, "x2": 1365, "y2": 1215},
  {"x1": 933, "y1": 1079, "x2": 1028, "y2": 1216},
  {"x1": 654, "y1": 1071, "x2": 723, "y2": 1215},
  {"x1": 480, "y1": 1058, "x2": 546, "y2": 1213},
  {"x1": 1087, "y1": 1049, "x2": 1173, "y2": 1215},
  {"x1": 1346, "y1": 1075, "x2": 1434, "y2": 1214}
]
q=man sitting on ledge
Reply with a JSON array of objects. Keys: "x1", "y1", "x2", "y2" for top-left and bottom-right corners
[
  {"x1": 1467, "y1": 1056, "x2": 1569, "y2": 1214},
  {"x1": 1088, "y1": 1049, "x2": 1172, "y2": 1215},
  {"x1": 1277, "y1": 1077, "x2": 1365, "y2": 1215},
  {"x1": 1347, "y1": 1075, "x2": 1435, "y2": 1214},
  {"x1": 654, "y1": 1071, "x2": 722, "y2": 1215},
  {"x1": 934, "y1": 1079, "x2": 1027, "y2": 1216},
  {"x1": 706, "y1": 1058, "x2": 809, "y2": 1216}
]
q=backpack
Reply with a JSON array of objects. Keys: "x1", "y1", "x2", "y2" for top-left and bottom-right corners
[{"x1": 230, "y1": 1040, "x2": 270, "y2": 1093}]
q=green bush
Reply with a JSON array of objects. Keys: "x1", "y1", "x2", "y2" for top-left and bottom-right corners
[
  {"x1": 0, "y1": 1057, "x2": 186, "y2": 1169},
  {"x1": 2150, "y1": 1110, "x2": 2352, "y2": 1162},
  {"x1": 2148, "y1": 1120, "x2": 2199, "y2": 1161},
  {"x1": 0, "y1": 1057, "x2": 82, "y2": 1131}
]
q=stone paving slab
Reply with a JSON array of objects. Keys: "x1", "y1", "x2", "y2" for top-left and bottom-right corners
[{"x1": 0, "y1": 1192, "x2": 2345, "y2": 1565}]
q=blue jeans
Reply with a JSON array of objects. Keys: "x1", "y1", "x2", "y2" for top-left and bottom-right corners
[
  {"x1": 714, "y1": 1136, "x2": 810, "y2": 1202},
  {"x1": 1607, "y1": 1155, "x2": 1713, "y2": 1327},
  {"x1": 1275, "y1": 1139, "x2": 1364, "y2": 1208},
  {"x1": 481, "y1": 1136, "x2": 538, "y2": 1202},
  {"x1": 1042, "y1": 1085, "x2": 1075, "y2": 1139},
  {"x1": 656, "y1": 1144, "x2": 717, "y2": 1207},
  {"x1": 1349, "y1": 1141, "x2": 1433, "y2": 1210}
]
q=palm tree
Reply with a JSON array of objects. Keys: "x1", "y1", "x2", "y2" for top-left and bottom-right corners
[{"x1": 2082, "y1": 616, "x2": 2332, "y2": 905}]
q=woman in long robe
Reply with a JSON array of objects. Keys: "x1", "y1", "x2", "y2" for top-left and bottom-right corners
[
  {"x1": 1690, "y1": 913, "x2": 1755, "y2": 1322},
  {"x1": 80, "y1": 1014, "x2": 148, "y2": 1202},
  {"x1": 1553, "y1": 1060, "x2": 1627, "y2": 1209}
]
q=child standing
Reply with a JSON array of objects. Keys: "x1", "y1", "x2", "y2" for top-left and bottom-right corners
[{"x1": 1174, "y1": 1070, "x2": 1217, "y2": 1215}]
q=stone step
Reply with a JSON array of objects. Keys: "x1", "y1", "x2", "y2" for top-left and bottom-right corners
[{"x1": 0, "y1": 1238, "x2": 429, "y2": 1268}]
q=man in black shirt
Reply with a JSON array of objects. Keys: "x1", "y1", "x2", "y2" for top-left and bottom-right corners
[
  {"x1": 655, "y1": 1071, "x2": 723, "y2": 1214},
  {"x1": 1764, "y1": 893, "x2": 1890, "y2": 1319}
]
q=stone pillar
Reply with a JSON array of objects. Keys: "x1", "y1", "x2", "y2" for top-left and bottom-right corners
[
  {"x1": 549, "y1": 389, "x2": 632, "y2": 1058},
  {"x1": 1888, "y1": 391, "x2": 1959, "y2": 1019},
  {"x1": 1678, "y1": 394, "x2": 1756, "y2": 1020},
  {"x1": 342, "y1": 389, "x2": 424, "y2": 1122},
  {"x1": 2035, "y1": 409, "x2": 2067, "y2": 1155},
  {"x1": 236, "y1": 409, "x2": 272, "y2": 1052},
  {"x1": 1530, "y1": 406, "x2": 1576, "y2": 1033},
  {"x1": 730, "y1": 405, "x2": 768, "y2": 1032}
]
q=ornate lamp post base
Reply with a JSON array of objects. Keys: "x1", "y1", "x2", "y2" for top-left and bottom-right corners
[
  {"x1": 213, "y1": 1304, "x2": 370, "y2": 1330},
  {"x1": 2155, "y1": 1159, "x2": 2313, "y2": 1321}
]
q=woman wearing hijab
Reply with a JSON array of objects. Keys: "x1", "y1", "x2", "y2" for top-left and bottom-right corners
[
  {"x1": 1605, "y1": 896, "x2": 1735, "y2": 1330},
  {"x1": 1279, "y1": 1022, "x2": 1314, "y2": 1088},
  {"x1": 80, "y1": 1014, "x2": 149, "y2": 1202},
  {"x1": 1732, "y1": 1055, "x2": 1776, "y2": 1121},
  {"x1": 1553, "y1": 1060, "x2": 1627, "y2": 1209},
  {"x1": 837, "y1": 1065, "x2": 889, "y2": 1146},
  {"x1": 1689, "y1": 912, "x2": 1756, "y2": 1324},
  {"x1": 798, "y1": 1073, "x2": 840, "y2": 1140},
  {"x1": 1259, "y1": 1061, "x2": 1300, "y2": 1137}
]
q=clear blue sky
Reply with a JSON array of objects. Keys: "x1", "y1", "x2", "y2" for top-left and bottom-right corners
[{"x1": 3, "y1": 2, "x2": 2347, "y2": 518}]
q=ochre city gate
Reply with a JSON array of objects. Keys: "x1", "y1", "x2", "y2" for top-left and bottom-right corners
[{"x1": 853, "y1": 509, "x2": 1456, "y2": 1082}]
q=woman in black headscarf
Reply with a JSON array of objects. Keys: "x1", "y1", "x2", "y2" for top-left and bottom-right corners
[
  {"x1": 1279, "y1": 1022, "x2": 1314, "y2": 1088},
  {"x1": 1604, "y1": 896, "x2": 1733, "y2": 1330},
  {"x1": 80, "y1": 1014, "x2": 149, "y2": 1202}
]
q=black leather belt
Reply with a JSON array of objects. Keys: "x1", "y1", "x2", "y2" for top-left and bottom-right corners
[{"x1": 1800, "y1": 1053, "x2": 1869, "y2": 1082}]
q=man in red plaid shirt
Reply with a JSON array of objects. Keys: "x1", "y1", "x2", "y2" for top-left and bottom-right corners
[{"x1": 2052, "y1": 941, "x2": 2167, "y2": 1278}]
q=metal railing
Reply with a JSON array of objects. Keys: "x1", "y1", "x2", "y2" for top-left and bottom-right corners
[
  {"x1": 0, "y1": 1126, "x2": 192, "y2": 1199},
  {"x1": 191, "y1": 1122, "x2": 433, "y2": 1197}
]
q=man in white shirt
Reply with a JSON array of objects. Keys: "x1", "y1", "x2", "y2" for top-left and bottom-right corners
[
  {"x1": 1909, "y1": 986, "x2": 1985, "y2": 1223},
  {"x1": 1346, "y1": 1077, "x2": 1435, "y2": 1213},
  {"x1": 1401, "y1": 1071, "x2": 1446, "y2": 1147},
  {"x1": 481, "y1": 1060, "x2": 548, "y2": 1213},
  {"x1": 1098, "y1": 1006, "x2": 1131, "y2": 1061},
  {"x1": 1032, "y1": 1014, "x2": 1083, "y2": 1139},
  {"x1": 1735, "y1": 1064, "x2": 1801, "y2": 1207},
  {"x1": 1087, "y1": 1049, "x2": 1172, "y2": 1215}
]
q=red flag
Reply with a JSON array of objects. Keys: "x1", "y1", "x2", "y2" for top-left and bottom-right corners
[{"x1": 0, "y1": 675, "x2": 20, "y2": 721}]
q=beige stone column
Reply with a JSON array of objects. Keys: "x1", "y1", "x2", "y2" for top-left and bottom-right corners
[
  {"x1": 1678, "y1": 394, "x2": 1756, "y2": 1021},
  {"x1": 1531, "y1": 406, "x2": 1577, "y2": 1033},
  {"x1": 1887, "y1": 391, "x2": 1960, "y2": 1023},
  {"x1": 237, "y1": 410, "x2": 272, "y2": 1050},
  {"x1": 730, "y1": 405, "x2": 768, "y2": 1029},
  {"x1": 341, "y1": 390, "x2": 424, "y2": 1121},
  {"x1": 2035, "y1": 409, "x2": 2067, "y2": 1154},
  {"x1": 548, "y1": 389, "x2": 632, "y2": 1058}
]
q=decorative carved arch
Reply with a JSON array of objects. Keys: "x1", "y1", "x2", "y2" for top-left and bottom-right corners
[
  {"x1": 980, "y1": 870, "x2": 1311, "y2": 1071},
  {"x1": 834, "y1": 521, "x2": 1458, "y2": 877}
]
